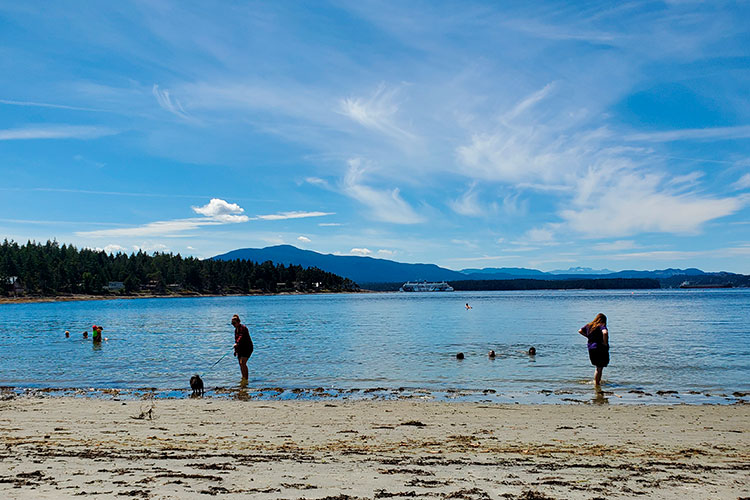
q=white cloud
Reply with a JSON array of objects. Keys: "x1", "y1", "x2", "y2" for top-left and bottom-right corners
[
  {"x1": 305, "y1": 177, "x2": 330, "y2": 188},
  {"x1": 521, "y1": 226, "x2": 558, "y2": 245},
  {"x1": 297, "y1": 236, "x2": 311, "y2": 243},
  {"x1": 451, "y1": 239, "x2": 478, "y2": 249},
  {"x1": 192, "y1": 198, "x2": 250, "y2": 222},
  {"x1": 79, "y1": 198, "x2": 250, "y2": 237},
  {"x1": 0, "y1": 99, "x2": 107, "y2": 113},
  {"x1": 133, "y1": 243, "x2": 170, "y2": 253},
  {"x1": 153, "y1": 84, "x2": 191, "y2": 120},
  {"x1": 377, "y1": 249, "x2": 395, "y2": 257},
  {"x1": 318, "y1": 222, "x2": 342, "y2": 227},
  {"x1": 339, "y1": 84, "x2": 414, "y2": 140},
  {"x1": 0, "y1": 125, "x2": 117, "y2": 141},
  {"x1": 610, "y1": 250, "x2": 699, "y2": 261},
  {"x1": 449, "y1": 183, "x2": 483, "y2": 216},
  {"x1": 99, "y1": 244, "x2": 128, "y2": 254},
  {"x1": 732, "y1": 173, "x2": 750, "y2": 191},
  {"x1": 350, "y1": 248, "x2": 372, "y2": 256},
  {"x1": 256, "y1": 211, "x2": 333, "y2": 221},
  {"x1": 502, "y1": 83, "x2": 556, "y2": 122},
  {"x1": 343, "y1": 158, "x2": 424, "y2": 224},
  {"x1": 625, "y1": 125, "x2": 750, "y2": 143},
  {"x1": 561, "y1": 171, "x2": 745, "y2": 237},
  {"x1": 593, "y1": 240, "x2": 637, "y2": 251},
  {"x1": 77, "y1": 218, "x2": 221, "y2": 238}
]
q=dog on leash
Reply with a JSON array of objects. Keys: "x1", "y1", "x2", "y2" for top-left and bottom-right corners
[{"x1": 190, "y1": 374, "x2": 204, "y2": 396}]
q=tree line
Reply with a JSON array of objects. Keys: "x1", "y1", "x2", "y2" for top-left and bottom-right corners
[{"x1": 1, "y1": 240, "x2": 359, "y2": 296}]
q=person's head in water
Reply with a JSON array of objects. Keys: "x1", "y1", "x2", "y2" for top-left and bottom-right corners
[
  {"x1": 456, "y1": 352, "x2": 464, "y2": 360},
  {"x1": 528, "y1": 346, "x2": 536, "y2": 356},
  {"x1": 83, "y1": 331, "x2": 88, "y2": 338},
  {"x1": 65, "y1": 331, "x2": 70, "y2": 338},
  {"x1": 488, "y1": 350, "x2": 496, "y2": 358}
]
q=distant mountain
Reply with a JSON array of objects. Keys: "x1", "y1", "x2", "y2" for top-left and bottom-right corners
[
  {"x1": 460, "y1": 267, "x2": 548, "y2": 277},
  {"x1": 212, "y1": 245, "x2": 465, "y2": 284},
  {"x1": 211, "y1": 245, "x2": 734, "y2": 287},
  {"x1": 548, "y1": 267, "x2": 614, "y2": 275}
]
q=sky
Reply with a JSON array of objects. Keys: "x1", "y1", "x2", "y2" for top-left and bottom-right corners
[{"x1": 1, "y1": 1, "x2": 749, "y2": 273}]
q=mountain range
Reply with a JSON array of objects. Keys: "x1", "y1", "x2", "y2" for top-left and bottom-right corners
[{"x1": 212, "y1": 245, "x2": 734, "y2": 285}]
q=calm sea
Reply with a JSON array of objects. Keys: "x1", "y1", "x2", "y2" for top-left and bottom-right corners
[{"x1": 1, "y1": 290, "x2": 748, "y2": 404}]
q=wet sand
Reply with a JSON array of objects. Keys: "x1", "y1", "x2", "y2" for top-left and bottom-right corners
[{"x1": 0, "y1": 398, "x2": 747, "y2": 499}]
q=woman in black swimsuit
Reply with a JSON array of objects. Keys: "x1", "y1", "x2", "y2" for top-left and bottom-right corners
[{"x1": 578, "y1": 313, "x2": 609, "y2": 386}]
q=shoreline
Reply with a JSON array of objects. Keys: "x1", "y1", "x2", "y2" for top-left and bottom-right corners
[
  {"x1": 0, "y1": 290, "x2": 366, "y2": 305},
  {"x1": 0, "y1": 397, "x2": 747, "y2": 499},
  {"x1": 3, "y1": 385, "x2": 748, "y2": 406}
]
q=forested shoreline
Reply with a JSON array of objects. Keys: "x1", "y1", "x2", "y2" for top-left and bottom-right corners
[{"x1": 1, "y1": 240, "x2": 359, "y2": 297}]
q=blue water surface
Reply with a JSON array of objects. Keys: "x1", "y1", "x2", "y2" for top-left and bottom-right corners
[{"x1": 1, "y1": 290, "x2": 748, "y2": 403}]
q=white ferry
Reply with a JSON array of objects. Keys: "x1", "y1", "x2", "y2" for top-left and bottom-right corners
[{"x1": 399, "y1": 280, "x2": 454, "y2": 292}]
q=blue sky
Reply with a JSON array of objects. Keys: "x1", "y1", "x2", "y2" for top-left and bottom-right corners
[{"x1": 1, "y1": 1, "x2": 749, "y2": 273}]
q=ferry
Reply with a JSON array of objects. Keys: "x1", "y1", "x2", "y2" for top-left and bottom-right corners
[{"x1": 399, "y1": 280, "x2": 454, "y2": 292}]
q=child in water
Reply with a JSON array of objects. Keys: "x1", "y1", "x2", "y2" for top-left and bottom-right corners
[{"x1": 92, "y1": 325, "x2": 105, "y2": 342}]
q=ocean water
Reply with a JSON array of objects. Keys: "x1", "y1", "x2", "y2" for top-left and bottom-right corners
[{"x1": 1, "y1": 290, "x2": 748, "y2": 404}]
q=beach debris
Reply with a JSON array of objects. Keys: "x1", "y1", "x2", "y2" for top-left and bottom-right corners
[
  {"x1": 400, "y1": 420, "x2": 426, "y2": 427},
  {"x1": 131, "y1": 398, "x2": 156, "y2": 420}
]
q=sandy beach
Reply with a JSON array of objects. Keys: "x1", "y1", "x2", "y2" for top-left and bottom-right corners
[{"x1": 0, "y1": 398, "x2": 747, "y2": 499}]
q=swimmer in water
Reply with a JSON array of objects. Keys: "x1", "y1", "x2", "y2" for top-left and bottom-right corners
[
  {"x1": 83, "y1": 331, "x2": 88, "y2": 339},
  {"x1": 465, "y1": 303, "x2": 472, "y2": 310},
  {"x1": 65, "y1": 331, "x2": 70, "y2": 338},
  {"x1": 488, "y1": 350, "x2": 496, "y2": 358},
  {"x1": 528, "y1": 346, "x2": 536, "y2": 356}
]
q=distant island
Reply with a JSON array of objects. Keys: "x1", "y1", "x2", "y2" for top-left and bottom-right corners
[
  {"x1": 4, "y1": 240, "x2": 748, "y2": 302},
  {"x1": 214, "y1": 244, "x2": 750, "y2": 289},
  {"x1": 1, "y1": 240, "x2": 358, "y2": 301}
]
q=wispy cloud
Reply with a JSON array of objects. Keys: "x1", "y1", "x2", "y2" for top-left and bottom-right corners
[
  {"x1": 502, "y1": 83, "x2": 555, "y2": 122},
  {"x1": 339, "y1": 84, "x2": 414, "y2": 140},
  {"x1": 256, "y1": 211, "x2": 333, "y2": 221},
  {"x1": 297, "y1": 236, "x2": 311, "y2": 243},
  {"x1": 350, "y1": 248, "x2": 372, "y2": 256},
  {"x1": 152, "y1": 84, "x2": 192, "y2": 121},
  {"x1": 342, "y1": 158, "x2": 424, "y2": 224},
  {"x1": 732, "y1": 173, "x2": 750, "y2": 191},
  {"x1": 593, "y1": 240, "x2": 638, "y2": 251},
  {"x1": 78, "y1": 198, "x2": 250, "y2": 238},
  {"x1": 0, "y1": 99, "x2": 108, "y2": 113},
  {"x1": 0, "y1": 125, "x2": 117, "y2": 141},
  {"x1": 305, "y1": 177, "x2": 331, "y2": 189},
  {"x1": 449, "y1": 183, "x2": 483, "y2": 217},
  {"x1": 625, "y1": 125, "x2": 750, "y2": 143},
  {"x1": 560, "y1": 170, "x2": 745, "y2": 237}
]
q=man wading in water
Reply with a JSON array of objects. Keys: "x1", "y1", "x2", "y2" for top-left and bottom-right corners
[{"x1": 231, "y1": 314, "x2": 254, "y2": 385}]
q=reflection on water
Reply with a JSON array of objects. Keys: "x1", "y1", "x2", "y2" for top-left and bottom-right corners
[{"x1": 1, "y1": 289, "x2": 749, "y2": 404}]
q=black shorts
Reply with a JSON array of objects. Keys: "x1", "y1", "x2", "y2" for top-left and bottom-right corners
[
  {"x1": 588, "y1": 347, "x2": 609, "y2": 368},
  {"x1": 236, "y1": 347, "x2": 253, "y2": 359}
]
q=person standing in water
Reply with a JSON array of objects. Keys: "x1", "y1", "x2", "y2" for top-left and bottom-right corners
[
  {"x1": 578, "y1": 313, "x2": 609, "y2": 386},
  {"x1": 231, "y1": 314, "x2": 253, "y2": 384}
]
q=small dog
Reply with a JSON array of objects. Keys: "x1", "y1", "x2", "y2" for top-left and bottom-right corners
[{"x1": 190, "y1": 374, "x2": 204, "y2": 396}]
